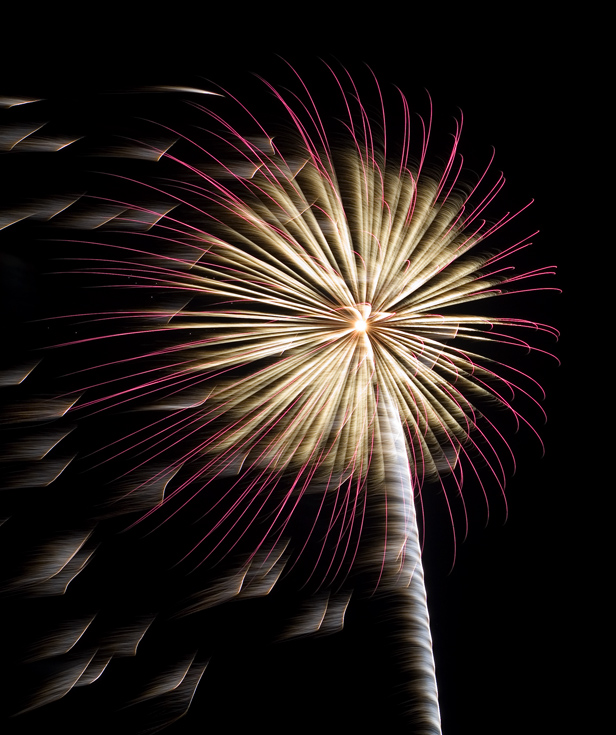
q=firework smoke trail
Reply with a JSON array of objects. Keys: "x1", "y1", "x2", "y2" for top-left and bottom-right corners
[{"x1": 0, "y1": 64, "x2": 557, "y2": 732}]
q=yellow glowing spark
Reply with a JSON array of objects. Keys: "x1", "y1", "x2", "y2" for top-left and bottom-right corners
[{"x1": 67, "y1": 102, "x2": 556, "y2": 502}]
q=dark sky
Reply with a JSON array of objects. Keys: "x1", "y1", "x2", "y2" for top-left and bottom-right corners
[{"x1": 0, "y1": 18, "x2": 580, "y2": 735}]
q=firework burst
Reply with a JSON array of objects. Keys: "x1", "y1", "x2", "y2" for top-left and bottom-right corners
[{"x1": 0, "y1": 63, "x2": 557, "y2": 733}]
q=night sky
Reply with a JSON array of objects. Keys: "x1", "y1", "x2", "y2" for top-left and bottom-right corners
[{"x1": 0, "y1": 19, "x2": 580, "y2": 735}]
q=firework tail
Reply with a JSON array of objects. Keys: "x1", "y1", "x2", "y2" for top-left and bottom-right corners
[{"x1": 376, "y1": 388, "x2": 442, "y2": 733}]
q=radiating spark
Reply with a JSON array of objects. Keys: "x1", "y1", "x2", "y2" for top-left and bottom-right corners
[
  {"x1": 0, "y1": 64, "x2": 557, "y2": 733},
  {"x1": 51, "y1": 70, "x2": 558, "y2": 583}
]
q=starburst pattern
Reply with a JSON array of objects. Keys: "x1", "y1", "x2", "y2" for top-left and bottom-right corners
[{"x1": 56, "y1": 69, "x2": 555, "y2": 573}]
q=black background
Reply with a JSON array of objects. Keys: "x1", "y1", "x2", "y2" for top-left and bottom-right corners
[{"x1": 0, "y1": 12, "x2": 587, "y2": 735}]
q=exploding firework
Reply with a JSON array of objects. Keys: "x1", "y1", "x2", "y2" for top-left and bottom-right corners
[{"x1": 0, "y1": 63, "x2": 557, "y2": 733}]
